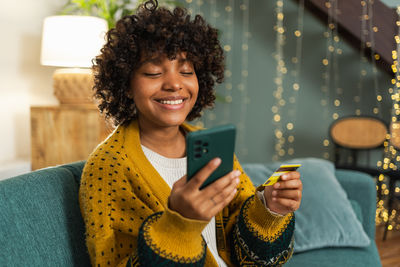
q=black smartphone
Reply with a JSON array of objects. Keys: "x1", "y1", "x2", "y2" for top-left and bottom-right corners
[{"x1": 186, "y1": 124, "x2": 236, "y2": 189}]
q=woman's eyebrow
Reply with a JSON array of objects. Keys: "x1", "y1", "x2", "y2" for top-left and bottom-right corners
[
  {"x1": 178, "y1": 58, "x2": 190, "y2": 64},
  {"x1": 139, "y1": 56, "x2": 191, "y2": 67},
  {"x1": 139, "y1": 57, "x2": 162, "y2": 66}
]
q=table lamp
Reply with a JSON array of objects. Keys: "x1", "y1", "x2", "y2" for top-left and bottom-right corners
[{"x1": 40, "y1": 15, "x2": 108, "y2": 105}]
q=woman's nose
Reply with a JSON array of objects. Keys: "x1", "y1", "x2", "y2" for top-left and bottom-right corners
[{"x1": 162, "y1": 71, "x2": 182, "y2": 91}]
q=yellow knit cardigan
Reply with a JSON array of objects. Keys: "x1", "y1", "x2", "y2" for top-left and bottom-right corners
[{"x1": 79, "y1": 120, "x2": 294, "y2": 266}]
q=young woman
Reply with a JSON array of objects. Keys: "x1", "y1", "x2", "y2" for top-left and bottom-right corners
[{"x1": 79, "y1": 1, "x2": 302, "y2": 266}]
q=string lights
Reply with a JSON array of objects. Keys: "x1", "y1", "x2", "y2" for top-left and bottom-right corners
[
  {"x1": 330, "y1": 0, "x2": 342, "y2": 124},
  {"x1": 199, "y1": 0, "x2": 218, "y2": 127},
  {"x1": 376, "y1": 5, "x2": 400, "y2": 232},
  {"x1": 272, "y1": 0, "x2": 287, "y2": 161},
  {"x1": 271, "y1": 0, "x2": 306, "y2": 161},
  {"x1": 185, "y1": 0, "x2": 251, "y2": 158},
  {"x1": 321, "y1": 0, "x2": 341, "y2": 160},
  {"x1": 355, "y1": 0, "x2": 367, "y2": 117},
  {"x1": 206, "y1": 0, "x2": 219, "y2": 125},
  {"x1": 185, "y1": 0, "x2": 398, "y2": 232},
  {"x1": 237, "y1": 0, "x2": 250, "y2": 156},
  {"x1": 363, "y1": 0, "x2": 389, "y2": 229},
  {"x1": 366, "y1": 0, "x2": 382, "y2": 117},
  {"x1": 186, "y1": 0, "x2": 217, "y2": 128},
  {"x1": 286, "y1": 0, "x2": 305, "y2": 157},
  {"x1": 356, "y1": 0, "x2": 382, "y2": 118},
  {"x1": 221, "y1": 0, "x2": 235, "y2": 124}
]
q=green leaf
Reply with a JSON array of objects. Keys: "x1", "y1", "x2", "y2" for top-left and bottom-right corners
[
  {"x1": 166, "y1": 0, "x2": 183, "y2": 7},
  {"x1": 121, "y1": 9, "x2": 133, "y2": 17},
  {"x1": 59, "y1": 5, "x2": 81, "y2": 15},
  {"x1": 71, "y1": 0, "x2": 84, "y2": 8},
  {"x1": 58, "y1": 0, "x2": 182, "y2": 29}
]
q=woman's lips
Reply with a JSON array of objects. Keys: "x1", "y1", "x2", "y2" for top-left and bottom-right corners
[{"x1": 154, "y1": 98, "x2": 187, "y2": 110}]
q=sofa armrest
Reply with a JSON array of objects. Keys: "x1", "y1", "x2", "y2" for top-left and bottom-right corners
[
  {"x1": 60, "y1": 160, "x2": 86, "y2": 185},
  {"x1": 335, "y1": 169, "x2": 376, "y2": 240}
]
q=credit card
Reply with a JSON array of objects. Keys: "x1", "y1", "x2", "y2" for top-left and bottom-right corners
[{"x1": 256, "y1": 164, "x2": 301, "y2": 191}]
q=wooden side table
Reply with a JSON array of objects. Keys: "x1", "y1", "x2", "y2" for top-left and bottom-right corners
[{"x1": 30, "y1": 105, "x2": 113, "y2": 170}]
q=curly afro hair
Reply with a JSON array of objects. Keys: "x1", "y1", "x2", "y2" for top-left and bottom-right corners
[{"x1": 93, "y1": 0, "x2": 225, "y2": 126}]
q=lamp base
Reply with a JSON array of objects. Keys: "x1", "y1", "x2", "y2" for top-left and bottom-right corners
[{"x1": 53, "y1": 68, "x2": 96, "y2": 105}]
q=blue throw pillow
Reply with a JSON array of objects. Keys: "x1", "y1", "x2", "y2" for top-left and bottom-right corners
[{"x1": 243, "y1": 157, "x2": 370, "y2": 253}]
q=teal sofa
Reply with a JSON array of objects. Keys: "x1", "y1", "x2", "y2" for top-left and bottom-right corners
[{"x1": 0, "y1": 161, "x2": 381, "y2": 266}]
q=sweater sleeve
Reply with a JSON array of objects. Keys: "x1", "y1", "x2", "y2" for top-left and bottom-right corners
[
  {"x1": 223, "y1": 156, "x2": 295, "y2": 266},
  {"x1": 137, "y1": 208, "x2": 208, "y2": 266},
  {"x1": 79, "y1": 150, "x2": 136, "y2": 267},
  {"x1": 79, "y1": 147, "x2": 209, "y2": 267}
]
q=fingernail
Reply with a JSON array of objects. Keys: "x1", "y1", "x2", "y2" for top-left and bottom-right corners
[
  {"x1": 234, "y1": 170, "x2": 241, "y2": 176},
  {"x1": 235, "y1": 177, "x2": 240, "y2": 184},
  {"x1": 281, "y1": 175, "x2": 288, "y2": 180},
  {"x1": 272, "y1": 197, "x2": 277, "y2": 201},
  {"x1": 275, "y1": 183, "x2": 280, "y2": 188},
  {"x1": 213, "y1": 158, "x2": 221, "y2": 166},
  {"x1": 272, "y1": 191, "x2": 277, "y2": 196}
]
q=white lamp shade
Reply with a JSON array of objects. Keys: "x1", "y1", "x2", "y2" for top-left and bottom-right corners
[{"x1": 40, "y1": 15, "x2": 108, "y2": 68}]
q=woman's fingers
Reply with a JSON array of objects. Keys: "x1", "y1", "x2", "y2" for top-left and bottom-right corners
[
  {"x1": 209, "y1": 174, "x2": 239, "y2": 203},
  {"x1": 202, "y1": 169, "x2": 241, "y2": 195},
  {"x1": 186, "y1": 157, "x2": 221, "y2": 190},
  {"x1": 271, "y1": 197, "x2": 300, "y2": 212},
  {"x1": 195, "y1": 180, "x2": 238, "y2": 220},
  {"x1": 280, "y1": 171, "x2": 300, "y2": 181},
  {"x1": 272, "y1": 189, "x2": 302, "y2": 200},
  {"x1": 273, "y1": 178, "x2": 302, "y2": 190},
  {"x1": 198, "y1": 169, "x2": 240, "y2": 216},
  {"x1": 263, "y1": 170, "x2": 302, "y2": 215},
  {"x1": 169, "y1": 158, "x2": 241, "y2": 221},
  {"x1": 208, "y1": 180, "x2": 238, "y2": 215}
]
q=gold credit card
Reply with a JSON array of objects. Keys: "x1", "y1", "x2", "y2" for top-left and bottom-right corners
[{"x1": 256, "y1": 164, "x2": 301, "y2": 191}]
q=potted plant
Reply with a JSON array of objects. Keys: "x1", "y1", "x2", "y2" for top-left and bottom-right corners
[
  {"x1": 60, "y1": 0, "x2": 182, "y2": 28},
  {"x1": 57, "y1": 0, "x2": 227, "y2": 104}
]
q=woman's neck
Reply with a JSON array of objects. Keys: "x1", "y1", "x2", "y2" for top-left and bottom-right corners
[{"x1": 138, "y1": 120, "x2": 186, "y2": 158}]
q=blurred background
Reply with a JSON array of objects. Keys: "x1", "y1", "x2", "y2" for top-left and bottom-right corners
[{"x1": 0, "y1": 0, "x2": 397, "y2": 171}]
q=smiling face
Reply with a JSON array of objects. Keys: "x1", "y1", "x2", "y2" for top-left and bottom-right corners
[{"x1": 130, "y1": 53, "x2": 199, "y2": 130}]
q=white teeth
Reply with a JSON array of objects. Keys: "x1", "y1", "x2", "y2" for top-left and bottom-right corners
[{"x1": 159, "y1": 99, "x2": 184, "y2": 105}]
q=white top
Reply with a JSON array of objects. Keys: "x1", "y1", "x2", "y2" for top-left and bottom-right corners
[{"x1": 141, "y1": 145, "x2": 228, "y2": 267}]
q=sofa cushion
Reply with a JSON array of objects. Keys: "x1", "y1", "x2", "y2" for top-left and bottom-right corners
[
  {"x1": 0, "y1": 166, "x2": 90, "y2": 266},
  {"x1": 243, "y1": 157, "x2": 370, "y2": 253},
  {"x1": 284, "y1": 241, "x2": 381, "y2": 267},
  {"x1": 335, "y1": 169, "x2": 377, "y2": 239},
  {"x1": 349, "y1": 199, "x2": 363, "y2": 224}
]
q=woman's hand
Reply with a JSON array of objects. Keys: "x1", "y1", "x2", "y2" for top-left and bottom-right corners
[
  {"x1": 263, "y1": 171, "x2": 302, "y2": 216},
  {"x1": 168, "y1": 158, "x2": 240, "y2": 221}
]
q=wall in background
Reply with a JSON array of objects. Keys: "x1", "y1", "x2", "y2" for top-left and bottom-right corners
[
  {"x1": 186, "y1": 0, "x2": 393, "y2": 163},
  {"x1": 0, "y1": 0, "x2": 394, "y2": 173},
  {"x1": 0, "y1": 0, "x2": 63, "y2": 170}
]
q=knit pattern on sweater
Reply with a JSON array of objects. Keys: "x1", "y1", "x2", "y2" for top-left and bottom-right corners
[
  {"x1": 230, "y1": 195, "x2": 295, "y2": 266},
  {"x1": 79, "y1": 120, "x2": 295, "y2": 266}
]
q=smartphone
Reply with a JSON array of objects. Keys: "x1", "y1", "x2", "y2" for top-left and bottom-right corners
[
  {"x1": 186, "y1": 124, "x2": 236, "y2": 189},
  {"x1": 256, "y1": 164, "x2": 301, "y2": 192}
]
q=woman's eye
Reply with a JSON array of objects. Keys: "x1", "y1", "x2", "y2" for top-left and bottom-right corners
[
  {"x1": 144, "y1": 73, "x2": 161, "y2": 77},
  {"x1": 181, "y1": 71, "x2": 194, "y2": 75}
]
